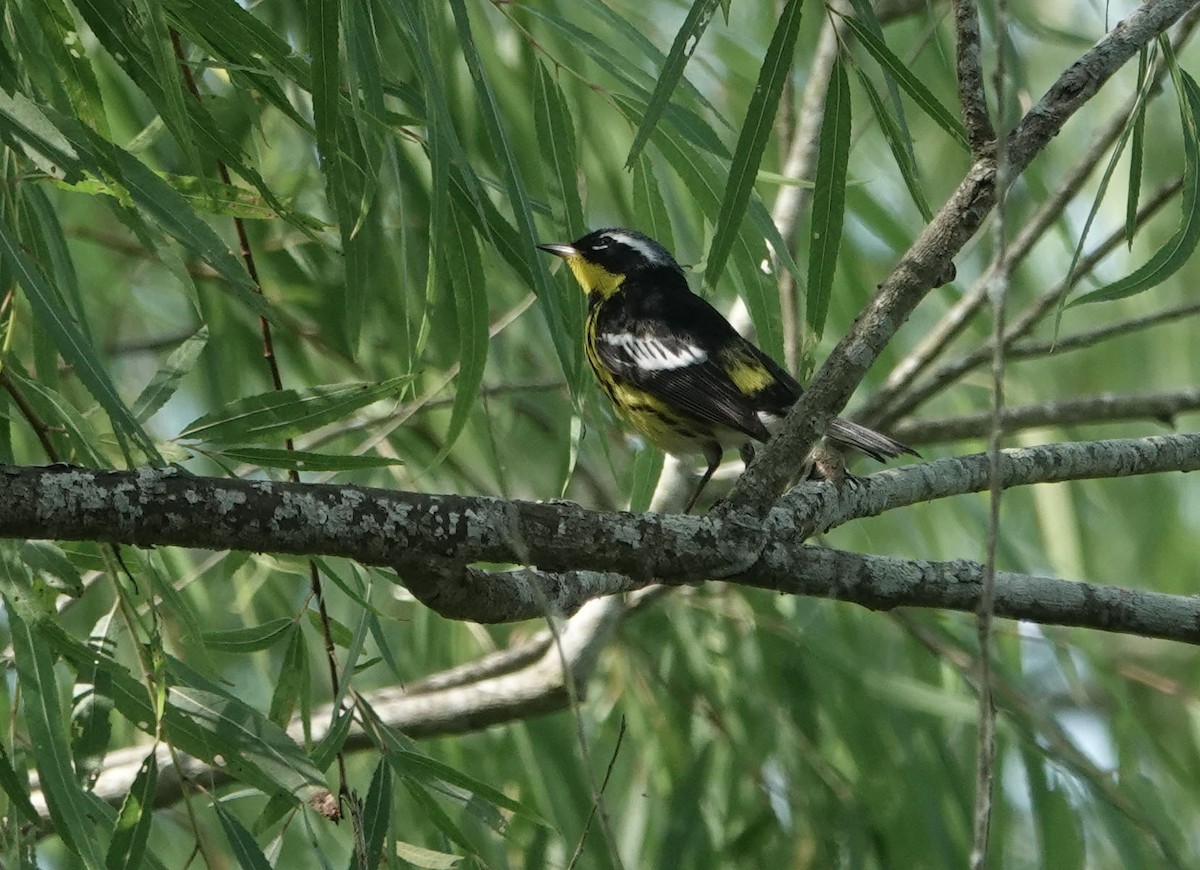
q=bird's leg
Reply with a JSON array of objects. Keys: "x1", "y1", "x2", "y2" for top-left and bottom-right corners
[{"x1": 683, "y1": 445, "x2": 723, "y2": 514}]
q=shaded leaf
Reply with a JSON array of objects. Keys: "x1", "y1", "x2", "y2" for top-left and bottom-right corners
[
  {"x1": 806, "y1": 56, "x2": 851, "y2": 338},
  {"x1": 208, "y1": 446, "x2": 404, "y2": 472},
  {"x1": 707, "y1": 0, "x2": 805, "y2": 291},
  {"x1": 105, "y1": 751, "x2": 157, "y2": 870},
  {"x1": 179, "y1": 376, "x2": 413, "y2": 445},
  {"x1": 839, "y1": 13, "x2": 969, "y2": 150},
  {"x1": 132, "y1": 326, "x2": 208, "y2": 422},
  {"x1": 625, "y1": 0, "x2": 722, "y2": 168},
  {"x1": 202, "y1": 618, "x2": 296, "y2": 653}
]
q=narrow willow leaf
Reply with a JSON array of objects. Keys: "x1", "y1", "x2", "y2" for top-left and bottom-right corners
[
  {"x1": 178, "y1": 375, "x2": 413, "y2": 445},
  {"x1": 387, "y1": 750, "x2": 549, "y2": 827},
  {"x1": 7, "y1": 605, "x2": 107, "y2": 869},
  {"x1": 806, "y1": 57, "x2": 851, "y2": 338},
  {"x1": 0, "y1": 217, "x2": 159, "y2": 460},
  {"x1": 851, "y1": 62, "x2": 932, "y2": 221},
  {"x1": 0, "y1": 742, "x2": 39, "y2": 824},
  {"x1": 201, "y1": 618, "x2": 296, "y2": 653},
  {"x1": 447, "y1": 0, "x2": 578, "y2": 387},
  {"x1": 132, "y1": 0, "x2": 206, "y2": 182},
  {"x1": 306, "y1": 609, "x2": 354, "y2": 650},
  {"x1": 215, "y1": 799, "x2": 274, "y2": 870},
  {"x1": 354, "y1": 760, "x2": 392, "y2": 870},
  {"x1": 631, "y1": 152, "x2": 674, "y2": 252},
  {"x1": 846, "y1": 0, "x2": 917, "y2": 170},
  {"x1": 839, "y1": 13, "x2": 969, "y2": 150},
  {"x1": 435, "y1": 208, "x2": 488, "y2": 460},
  {"x1": 1072, "y1": 70, "x2": 1200, "y2": 306},
  {"x1": 104, "y1": 751, "x2": 157, "y2": 870},
  {"x1": 625, "y1": 0, "x2": 722, "y2": 168},
  {"x1": 534, "y1": 61, "x2": 585, "y2": 239},
  {"x1": 132, "y1": 326, "x2": 208, "y2": 422},
  {"x1": 628, "y1": 445, "x2": 665, "y2": 513},
  {"x1": 208, "y1": 446, "x2": 404, "y2": 472},
  {"x1": 393, "y1": 841, "x2": 463, "y2": 869},
  {"x1": 23, "y1": 0, "x2": 110, "y2": 135},
  {"x1": 42, "y1": 174, "x2": 326, "y2": 225},
  {"x1": 1127, "y1": 47, "x2": 1149, "y2": 249},
  {"x1": 707, "y1": 0, "x2": 805, "y2": 292},
  {"x1": 23, "y1": 184, "x2": 91, "y2": 342},
  {"x1": 0, "y1": 89, "x2": 86, "y2": 181},
  {"x1": 581, "y1": 0, "x2": 727, "y2": 128},
  {"x1": 267, "y1": 625, "x2": 308, "y2": 727}
]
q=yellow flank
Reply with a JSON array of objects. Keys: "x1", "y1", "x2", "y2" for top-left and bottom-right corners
[
  {"x1": 566, "y1": 255, "x2": 625, "y2": 299},
  {"x1": 722, "y1": 349, "x2": 774, "y2": 394}
]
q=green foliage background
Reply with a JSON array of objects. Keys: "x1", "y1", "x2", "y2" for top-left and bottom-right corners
[{"x1": 0, "y1": 0, "x2": 1199, "y2": 867}]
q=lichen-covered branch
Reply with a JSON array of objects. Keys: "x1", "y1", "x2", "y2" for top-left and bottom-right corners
[{"x1": 3, "y1": 433, "x2": 1197, "y2": 624}]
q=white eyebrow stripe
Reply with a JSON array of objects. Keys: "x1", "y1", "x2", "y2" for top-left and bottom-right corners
[
  {"x1": 601, "y1": 333, "x2": 707, "y2": 370},
  {"x1": 602, "y1": 231, "x2": 670, "y2": 264}
]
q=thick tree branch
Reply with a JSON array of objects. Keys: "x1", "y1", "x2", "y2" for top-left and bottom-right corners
[
  {"x1": 724, "y1": 0, "x2": 1198, "y2": 517},
  {"x1": 3, "y1": 433, "x2": 1197, "y2": 624}
]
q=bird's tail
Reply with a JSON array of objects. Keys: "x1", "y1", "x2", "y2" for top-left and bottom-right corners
[{"x1": 827, "y1": 417, "x2": 918, "y2": 462}]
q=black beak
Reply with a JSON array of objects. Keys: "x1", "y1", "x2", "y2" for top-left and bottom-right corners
[{"x1": 536, "y1": 243, "x2": 577, "y2": 258}]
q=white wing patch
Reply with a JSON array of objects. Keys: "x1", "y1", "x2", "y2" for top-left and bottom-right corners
[
  {"x1": 602, "y1": 231, "x2": 671, "y2": 265},
  {"x1": 601, "y1": 332, "x2": 707, "y2": 371}
]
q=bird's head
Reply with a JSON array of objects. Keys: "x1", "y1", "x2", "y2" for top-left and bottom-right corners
[{"x1": 538, "y1": 228, "x2": 681, "y2": 299}]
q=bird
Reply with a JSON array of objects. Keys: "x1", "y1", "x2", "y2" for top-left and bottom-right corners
[{"x1": 537, "y1": 228, "x2": 916, "y2": 512}]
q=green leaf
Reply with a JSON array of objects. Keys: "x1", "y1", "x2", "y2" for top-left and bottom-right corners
[
  {"x1": 1072, "y1": 69, "x2": 1200, "y2": 305},
  {"x1": 435, "y1": 207, "x2": 489, "y2": 460},
  {"x1": 353, "y1": 760, "x2": 392, "y2": 870},
  {"x1": 627, "y1": 445, "x2": 665, "y2": 513},
  {"x1": 268, "y1": 625, "x2": 309, "y2": 727},
  {"x1": 806, "y1": 56, "x2": 851, "y2": 338},
  {"x1": 0, "y1": 742, "x2": 39, "y2": 825},
  {"x1": 839, "y1": 13, "x2": 969, "y2": 150},
  {"x1": 1126, "y1": 47, "x2": 1149, "y2": 249},
  {"x1": 393, "y1": 840, "x2": 464, "y2": 869},
  {"x1": 206, "y1": 446, "x2": 404, "y2": 472},
  {"x1": 387, "y1": 750, "x2": 548, "y2": 827},
  {"x1": 4, "y1": 370, "x2": 107, "y2": 466},
  {"x1": 132, "y1": 326, "x2": 208, "y2": 422},
  {"x1": 202, "y1": 618, "x2": 296, "y2": 653},
  {"x1": 306, "y1": 609, "x2": 354, "y2": 650},
  {"x1": 631, "y1": 152, "x2": 675, "y2": 252},
  {"x1": 534, "y1": 61, "x2": 585, "y2": 239},
  {"x1": 851, "y1": 61, "x2": 932, "y2": 221},
  {"x1": 215, "y1": 798, "x2": 274, "y2": 870},
  {"x1": 624, "y1": 0, "x2": 722, "y2": 168},
  {"x1": 0, "y1": 216, "x2": 159, "y2": 461},
  {"x1": 706, "y1": 0, "x2": 805, "y2": 292},
  {"x1": 105, "y1": 751, "x2": 157, "y2": 870},
  {"x1": 178, "y1": 376, "x2": 413, "y2": 445},
  {"x1": 6, "y1": 604, "x2": 107, "y2": 869}
]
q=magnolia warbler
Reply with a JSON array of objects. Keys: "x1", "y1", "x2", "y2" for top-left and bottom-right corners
[{"x1": 538, "y1": 228, "x2": 916, "y2": 512}]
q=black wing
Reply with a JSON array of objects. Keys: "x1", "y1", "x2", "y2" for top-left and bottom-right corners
[{"x1": 592, "y1": 274, "x2": 799, "y2": 442}]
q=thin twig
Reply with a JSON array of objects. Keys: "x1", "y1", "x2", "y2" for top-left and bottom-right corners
[
  {"x1": 970, "y1": 0, "x2": 1009, "y2": 856},
  {"x1": 567, "y1": 716, "x2": 627, "y2": 870},
  {"x1": 892, "y1": 387, "x2": 1200, "y2": 444},
  {"x1": 1008, "y1": 298, "x2": 1200, "y2": 360}
]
